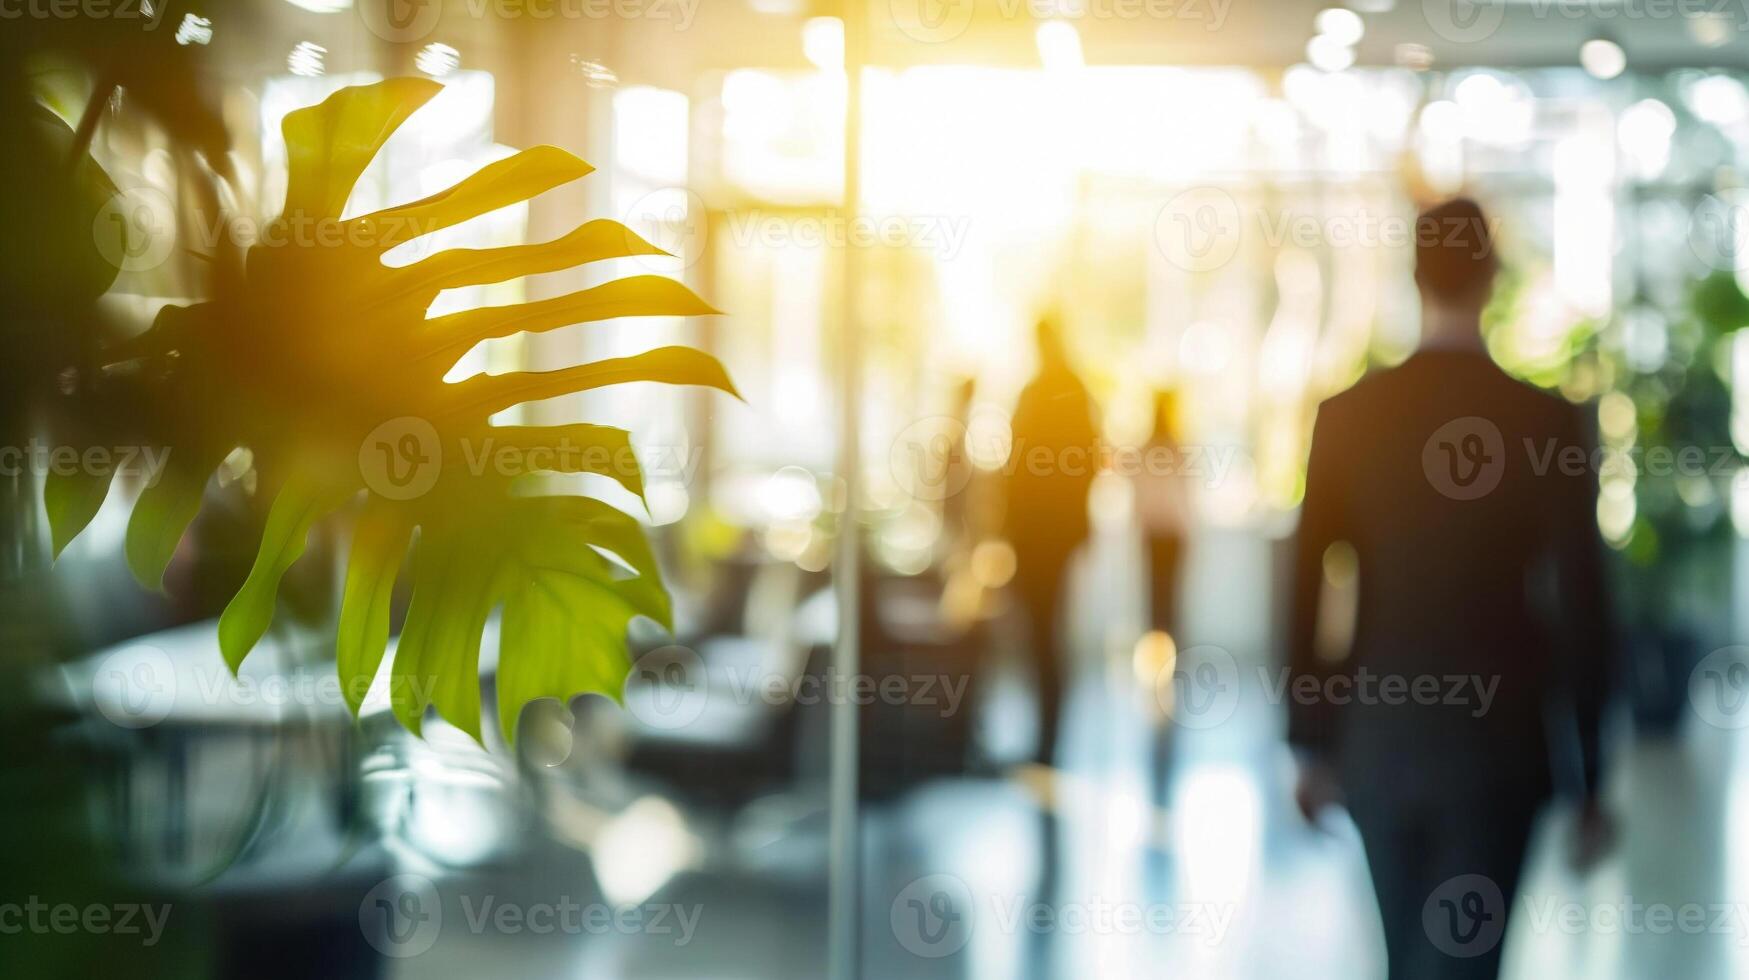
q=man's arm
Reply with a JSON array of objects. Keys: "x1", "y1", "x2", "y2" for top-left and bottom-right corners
[
  {"x1": 1550, "y1": 403, "x2": 1613, "y2": 798},
  {"x1": 1288, "y1": 400, "x2": 1348, "y2": 760}
]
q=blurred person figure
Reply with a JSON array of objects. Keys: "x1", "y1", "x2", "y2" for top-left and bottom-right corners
[
  {"x1": 1005, "y1": 315, "x2": 1097, "y2": 976},
  {"x1": 1289, "y1": 198, "x2": 1615, "y2": 980},
  {"x1": 1005, "y1": 314, "x2": 1099, "y2": 770},
  {"x1": 1134, "y1": 387, "x2": 1192, "y2": 813},
  {"x1": 941, "y1": 376, "x2": 980, "y2": 546},
  {"x1": 1137, "y1": 388, "x2": 1190, "y2": 636}
]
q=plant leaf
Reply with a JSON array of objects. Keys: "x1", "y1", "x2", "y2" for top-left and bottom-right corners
[
  {"x1": 419, "y1": 275, "x2": 717, "y2": 362},
  {"x1": 485, "y1": 424, "x2": 646, "y2": 500},
  {"x1": 282, "y1": 77, "x2": 442, "y2": 220},
  {"x1": 217, "y1": 475, "x2": 350, "y2": 673},
  {"x1": 93, "y1": 80, "x2": 738, "y2": 744},
  {"x1": 448, "y1": 345, "x2": 741, "y2": 419},
  {"x1": 123, "y1": 447, "x2": 221, "y2": 592},
  {"x1": 497, "y1": 574, "x2": 632, "y2": 745},
  {"x1": 390, "y1": 219, "x2": 668, "y2": 297},
  {"x1": 544, "y1": 496, "x2": 671, "y2": 629},
  {"x1": 43, "y1": 467, "x2": 114, "y2": 559},
  {"x1": 390, "y1": 531, "x2": 503, "y2": 740},
  {"x1": 336, "y1": 498, "x2": 413, "y2": 714},
  {"x1": 359, "y1": 145, "x2": 593, "y2": 250}
]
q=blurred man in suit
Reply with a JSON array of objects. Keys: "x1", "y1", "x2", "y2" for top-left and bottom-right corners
[{"x1": 1289, "y1": 198, "x2": 1615, "y2": 980}]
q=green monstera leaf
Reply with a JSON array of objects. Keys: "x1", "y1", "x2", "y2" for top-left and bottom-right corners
[{"x1": 52, "y1": 78, "x2": 735, "y2": 744}]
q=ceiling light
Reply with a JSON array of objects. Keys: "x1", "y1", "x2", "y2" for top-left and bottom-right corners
[
  {"x1": 1036, "y1": 20, "x2": 1084, "y2": 71},
  {"x1": 1314, "y1": 8, "x2": 1364, "y2": 46},
  {"x1": 415, "y1": 42, "x2": 459, "y2": 77},
  {"x1": 1394, "y1": 42, "x2": 1433, "y2": 70},
  {"x1": 1307, "y1": 34, "x2": 1355, "y2": 73},
  {"x1": 174, "y1": 12, "x2": 211, "y2": 44},
  {"x1": 1580, "y1": 38, "x2": 1626, "y2": 80},
  {"x1": 287, "y1": 41, "x2": 325, "y2": 77},
  {"x1": 1690, "y1": 12, "x2": 1732, "y2": 48},
  {"x1": 802, "y1": 16, "x2": 844, "y2": 71}
]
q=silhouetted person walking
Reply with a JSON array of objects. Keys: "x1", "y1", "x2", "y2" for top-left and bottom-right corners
[
  {"x1": 1006, "y1": 314, "x2": 1098, "y2": 771},
  {"x1": 1005, "y1": 315, "x2": 1097, "y2": 980},
  {"x1": 1289, "y1": 199, "x2": 1615, "y2": 980},
  {"x1": 1137, "y1": 388, "x2": 1189, "y2": 637},
  {"x1": 1135, "y1": 387, "x2": 1190, "y2": 815}
]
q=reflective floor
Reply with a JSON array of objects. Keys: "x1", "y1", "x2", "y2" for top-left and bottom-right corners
[{"x1": 383, "y1": 526, "x2": 1749, "y2": 980}]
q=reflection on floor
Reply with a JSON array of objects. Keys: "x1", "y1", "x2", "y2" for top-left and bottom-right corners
[{"x1": 399, "y1": 529, "x2": 1749, "y2": 979}]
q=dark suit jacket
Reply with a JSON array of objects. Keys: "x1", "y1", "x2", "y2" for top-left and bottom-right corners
[{"x1": 1288, "y1": 348, "x2": 1612, "y2": 801}]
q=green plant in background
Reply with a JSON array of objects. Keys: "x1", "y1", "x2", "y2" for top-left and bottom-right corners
[
  {"x1": 47, "y1": 78, "x2": 736, "y2": 745},
  {"x1": 1622, "y1": 270, "x2": 1746, "y2": 563}
]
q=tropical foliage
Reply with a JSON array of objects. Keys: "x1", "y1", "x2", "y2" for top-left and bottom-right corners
[{"x1": 48, "y1": 78, "x2": 734, "y2": 744}]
